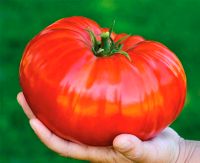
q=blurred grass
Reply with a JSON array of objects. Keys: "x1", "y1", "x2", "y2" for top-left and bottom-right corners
[{"x1": 0, "y1": 0, "x2": 200, "y2": 162}]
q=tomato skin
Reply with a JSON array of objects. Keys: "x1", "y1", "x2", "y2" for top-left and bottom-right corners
[{"x1": 19, "y1": 16, "x2": 186, "y2": 146}]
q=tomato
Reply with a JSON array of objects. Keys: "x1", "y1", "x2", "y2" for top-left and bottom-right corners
[{"x1": 19, "y1": 16, "x2": 186, "y2": 146}]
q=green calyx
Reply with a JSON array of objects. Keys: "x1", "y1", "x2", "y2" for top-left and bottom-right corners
[{"x1": 86, "y1": 22, "x2": 131, "y2": 61}]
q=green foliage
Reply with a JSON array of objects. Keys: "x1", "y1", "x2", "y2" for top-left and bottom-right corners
[{"x1": 0, "y1": 0, "x2": 200, "y2": 162}]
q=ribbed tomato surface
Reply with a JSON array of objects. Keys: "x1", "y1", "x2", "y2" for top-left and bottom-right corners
[{"x1": 19, "y1": 16, "x2": 186, "y2": 146}]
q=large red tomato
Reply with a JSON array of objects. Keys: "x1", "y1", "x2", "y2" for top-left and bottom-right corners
[{"x1": 19, "y1": 16, "x2": 186, "y2": 146}]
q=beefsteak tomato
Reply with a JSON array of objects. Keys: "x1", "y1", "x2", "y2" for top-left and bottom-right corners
[{"x1": 19, "y1": 16, "x2": 186, "y2": 146}]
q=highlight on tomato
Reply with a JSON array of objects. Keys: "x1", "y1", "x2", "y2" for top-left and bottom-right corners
[{"x1": 19, "y1": 16, "x2": 187, "y2": 146}]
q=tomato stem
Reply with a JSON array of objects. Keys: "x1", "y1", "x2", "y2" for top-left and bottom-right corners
[
  {"x1": 100, "y1": 32, "x2": 111, "y2": 54},
  {"x1": 86, "y1": 23, "x2": 132, "y2": 61}
]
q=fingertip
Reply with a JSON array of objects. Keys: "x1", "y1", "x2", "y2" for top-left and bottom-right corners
[
  {"x1": 113, "y1": 134, "x2": 141, "y2": 152},
  {"x1": 17, "y1": 92, "x2": 36, "y2": 119},
  {"x1": 29, "y1": 118, "x2": 40, "y2": 133},
  {"x1": 29, "y1": 118, "x2": 51, "y2": 138},
  {"x1": 113, "y1": 135, "x2": 146, "y2": 161},
  {"x1": 17, "y1": 92, "x2": 23, "y2": 105}
]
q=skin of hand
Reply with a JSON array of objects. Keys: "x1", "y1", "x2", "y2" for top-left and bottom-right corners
[{"x1": 17, "y1": 92, "x2": 199, "y2": 163}]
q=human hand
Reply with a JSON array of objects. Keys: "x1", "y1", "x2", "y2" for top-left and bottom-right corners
[{"x1": 17, "y1": 92, "x2": 182, "y2": 163}]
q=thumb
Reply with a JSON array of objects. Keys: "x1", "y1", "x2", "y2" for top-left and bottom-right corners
[{"x1": 113, "y1": 134, "x2": 145, "y2": 162}]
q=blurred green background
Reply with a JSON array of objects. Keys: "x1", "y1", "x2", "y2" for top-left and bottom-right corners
[{"x1": 0, "y1": 0, "x2": 200, "y2": 162}]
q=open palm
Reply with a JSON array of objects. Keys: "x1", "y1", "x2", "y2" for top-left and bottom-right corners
[{"x1": 17, "y1": 92, "x2": 181, "y2": 163}]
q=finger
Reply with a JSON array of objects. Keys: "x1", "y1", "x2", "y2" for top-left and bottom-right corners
[
  {"x1": 17, "y1": 92, "x2": 36, "y2": 119},
  {"x1": 113, "y1": 130, "x2": 179, "y2": 162},
  {"x1": 113, "y1": 134, "x2": 147, "y2": 162},
  {"x1": 29, "y1": 118, "x2": 117, "y2": 162}
]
